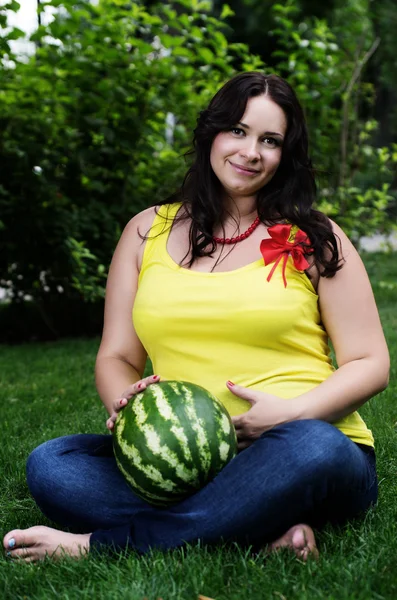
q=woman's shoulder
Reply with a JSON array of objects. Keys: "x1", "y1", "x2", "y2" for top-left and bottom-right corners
[
  {"x1": 126, "y1": 202, "x2": 182, "y2": 234},
  {"x1": 113, "y1": 207, "x2": 160, "y2": 270},
  {"x1": 123, "y1": 203, "x2": 182, "y2": 271},
  {"x1": 125, "y1": 205, "x2": 159, "y2": 234},
  {"x1": 300, "y1": 218, "x2": 349, "y2": 293},
  {"x1": 327, "y1": 219, "x2": 357, "y2": 260}
]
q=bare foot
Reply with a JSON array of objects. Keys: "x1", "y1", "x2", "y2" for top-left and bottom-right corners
[
  {"x1": 3, "y1": 526, "x2": 91, "y2": 563},
  {"x1": 268, "y1": 523, "x2": 319, "y2": 561}
]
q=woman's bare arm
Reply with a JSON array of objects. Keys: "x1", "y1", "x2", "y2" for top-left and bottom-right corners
[
  {"x1": 95, "y1": 207, "x2": 157, "y2": 416},
  {"x1": 293, "y1": 222, "x2": 390, "y2": 422}
]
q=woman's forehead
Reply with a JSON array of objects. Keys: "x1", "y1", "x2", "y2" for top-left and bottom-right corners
[{"x1": 240, "y1": 96, "x2": 287, "y2": 135}]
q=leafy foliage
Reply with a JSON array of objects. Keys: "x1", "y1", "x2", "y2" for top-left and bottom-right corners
[
  {"x1": 0, "y1": 0, "x2": 259, "y2": 306},
  {"x1": 269, "y1": 0, "x2": 397, "y2": 243},
  {"x1": 1, "y1": 0, "x2": 396, "y2": 329}
]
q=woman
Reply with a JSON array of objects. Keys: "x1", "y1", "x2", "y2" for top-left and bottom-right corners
[{"x1": 3, "y1": 72, "x2": 389, "y2": 562}]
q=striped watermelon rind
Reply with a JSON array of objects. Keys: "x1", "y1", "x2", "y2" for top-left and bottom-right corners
[{"x1": 113, "y1": 380, "x2": 237, "y2": 506}]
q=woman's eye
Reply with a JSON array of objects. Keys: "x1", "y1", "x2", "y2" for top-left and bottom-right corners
[
  {"x1": 262, "y1": 137, "x2": 278, "y2": 147},
  {"x1": 228, "y1": 130, "x2": 281, "y2": 147}
]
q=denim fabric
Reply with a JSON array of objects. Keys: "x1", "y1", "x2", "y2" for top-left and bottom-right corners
[{"x1": 26, "y1": 419, "x2": 377, "y2": 554}]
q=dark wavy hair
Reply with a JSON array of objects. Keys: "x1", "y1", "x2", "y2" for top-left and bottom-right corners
[{"x1": 154, "y1": 71, "x2": 342, "y2": 277}]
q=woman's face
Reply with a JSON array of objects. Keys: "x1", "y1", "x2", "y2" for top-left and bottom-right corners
[{"x1": 210, "y1": 94, "x2": 287, "y2": 200}]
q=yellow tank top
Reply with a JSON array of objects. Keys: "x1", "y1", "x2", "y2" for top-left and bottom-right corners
[{"x1": 133, "y1": 203, "x2": 374, "y2": 447}]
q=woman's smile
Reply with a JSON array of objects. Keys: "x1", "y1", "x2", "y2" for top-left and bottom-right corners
[{"x1": 228, "y1": 160, "x2": 261, "y2": 176}]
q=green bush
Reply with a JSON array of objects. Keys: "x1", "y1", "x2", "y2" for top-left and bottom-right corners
[
  {"x1": 1, "y1": 0, "x2": 396, "y2": 338},
  {"x1": 0, "y1": 0, "x2": 261, "y2": 308},
  {"x1": 270, "y1": 0, "x2": 397, "y2": 244}
]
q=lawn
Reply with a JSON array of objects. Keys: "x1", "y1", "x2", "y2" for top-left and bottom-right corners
[{"x1": 0, "y1": 252, "x2": 396, "y2": 600}]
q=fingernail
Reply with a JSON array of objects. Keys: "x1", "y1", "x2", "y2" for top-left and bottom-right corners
[
  {"x1": 227, "y1": 380, "x2": 235, "y2": 386},
  {"x1": 8, "y1": 538, "x2": 15, "y2": 549},
  {"x1": 6, "y1": 551, "x2": 12, "y2": 557},
  {"x1": 137, "y1": 383, "x2": 143, "y2": 389},
  {"x1": 152, "y1": 375, "x2": 160, "y2": 380},
  {"x1": 119, "y1": 399, "x2": 124, "y2": 405}
]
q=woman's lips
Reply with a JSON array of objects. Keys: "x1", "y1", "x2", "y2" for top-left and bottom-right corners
[{"x1": 228, "y1": 161, "x2": 260, "y2": 176}]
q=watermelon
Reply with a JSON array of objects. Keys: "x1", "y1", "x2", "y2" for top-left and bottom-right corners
[{"x1": 113, "y1": 380, "x2": 237, "y2": 506}]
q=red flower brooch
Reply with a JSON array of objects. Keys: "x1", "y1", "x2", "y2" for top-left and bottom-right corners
[{"x1": 260, "y1": 224, "x2": 314, "y2": 288}]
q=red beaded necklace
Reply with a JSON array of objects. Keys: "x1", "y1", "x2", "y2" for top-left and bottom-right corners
[{"x1": 213, "y1": 216, "x2": 261, "y2": 245}]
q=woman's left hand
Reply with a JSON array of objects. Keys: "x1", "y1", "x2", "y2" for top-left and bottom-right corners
[{"x1": 227, "y1": 381, "x2": 296, "y2": 450}]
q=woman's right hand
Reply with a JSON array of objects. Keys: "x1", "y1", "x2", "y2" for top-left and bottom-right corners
[{"x1": 106, "y1": 374, "x2": 161, "y2": 431}]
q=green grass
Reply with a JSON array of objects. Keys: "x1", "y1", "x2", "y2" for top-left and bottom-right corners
[{"x1": 1, "y1": 252, "x2": 397, "y2": 600}]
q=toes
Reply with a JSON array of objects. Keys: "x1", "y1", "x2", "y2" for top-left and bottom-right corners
[
  {"x1": 6, "y1": 546, "x2": 33, "y2": 561},
  {"x1": 292, "y1": 526, "x2": 319, "y2": 561},
  {"x1": 3, "y1": 526, "x2": 49, "y2": 552},
  {"x1": 299, "y1": 545, "x2": 319, "y2": 562},
  {"x1": 291, "y1": 527, "x2": 307, "y2": 551},
  {"x1": 268, "y1": 524, "x2": 319, "y2": 561},
  {"x1": 3, "y1": 529, "x2": 24, "y2": 551}
]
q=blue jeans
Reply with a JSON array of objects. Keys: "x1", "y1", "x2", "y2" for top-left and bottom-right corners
[{"x1": 26, "y1": 420, "x2": 377, "y2": 554}]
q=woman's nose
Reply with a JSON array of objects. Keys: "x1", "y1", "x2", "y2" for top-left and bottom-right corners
[{"x1": 239, "y1": 140, "x2": 261, "y2": 162}]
